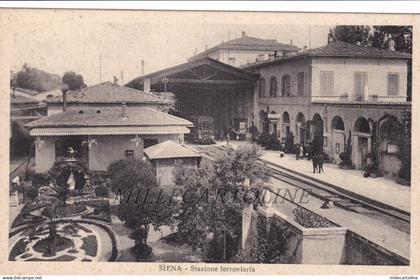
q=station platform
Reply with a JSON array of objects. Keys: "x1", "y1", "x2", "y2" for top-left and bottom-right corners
[
  {"x1": 214, "y1": 141, "x2": 411, "y2": 260},
  {"x1": 216, "y1": 141, "x2": 410, "y2": 214}
]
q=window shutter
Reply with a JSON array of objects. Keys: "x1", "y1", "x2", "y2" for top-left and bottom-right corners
[
  {"x1": 297, "y1": 72, "x2": 304, "y2": 96},
  {"x1": 320, "y1": 72, "x2": 334, "y2": 96},
  {"x1": 388, "y1": 73, "x2": 399, "y2": 96}
]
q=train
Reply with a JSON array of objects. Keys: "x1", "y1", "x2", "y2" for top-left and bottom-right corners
[{"x1": 189, "y1": 115, "x2": 215, "y2": 144}]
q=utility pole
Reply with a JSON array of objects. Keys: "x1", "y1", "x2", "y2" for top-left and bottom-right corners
[
  {"x1": 121, "y1": 71, "x2": 124, "y2": 85},
  {"x1": 308, "y1": 26, "x2": 312, "y2": 49},
  {"x1": 99, "y1": 55, "x2": 102, "y2": 83}
]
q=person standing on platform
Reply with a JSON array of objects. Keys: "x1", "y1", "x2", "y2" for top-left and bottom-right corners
[
  {"x1": 249, "y1": 122, "x2": 258, "y2": 143},
  {"x1": 295, "y1": 144, "x2": 301, "y2": 160},
  {"x1": 318, "y1": 153, "x2": 325, "y2": 173},
  {"x1": 312, "y1": 154, "x2": 319, "y2": 173},
  {"x1": 226, "y1": 128, "x2": 230, "y2": 146},
  {"x1": 299, "y1": 144, "x2": 304, "y2": 159}
]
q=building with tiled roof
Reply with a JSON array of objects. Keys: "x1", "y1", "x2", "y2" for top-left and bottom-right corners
[
  {"x1": 245, "y1": 40, "x2": 411, "y2": 177},
  {"x1": 243, "y1": 41, "x2": 412, "y2": 69},
  {"x1": 10, "y1": 87, "x2": 64, "y2": 102},
  {"x1": 144, "y1": 140, "x2": 201, "y2": 186},
  {"x1": 10, "y1": 90, "x2": 47, "y2": 156},
  {"x1": 47, "y1": 81, "x2": 174, "y2": 116},
  {"x1": 25, "y1": 106, "x2": 193, "y2": 172},
  {"x1": 188, "y1": 31, "x2": 299, "y2": 67}
]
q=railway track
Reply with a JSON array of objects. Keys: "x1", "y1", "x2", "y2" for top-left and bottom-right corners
[{"x1": 190, "y1": 143, "x2": 410, "y2": 232}]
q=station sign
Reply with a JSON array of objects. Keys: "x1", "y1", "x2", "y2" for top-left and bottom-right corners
[{"x1": 267, "y1": 114, "x2": 281, "y2": 119}]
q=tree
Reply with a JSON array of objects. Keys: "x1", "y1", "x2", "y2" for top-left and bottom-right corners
[
  {"x1": 174, "y1": 145, "x2": 271, "y2": 261},
  {"x1": 398, "y1": 109, "x2": 411, "y2": 185},
  {"x1": 107, "y1": 158, "x2": 157, "y2": 193},
  {"x1": 371, "y1": 26, "x2": 412, "y2": 53},
  {"x1": 62, "y1": 71, "x2": 87, "y2": 91},
  {"x1": 15, "y1": 63, "x2": 62, "y2": 92},
  {"x1": 328, "y1": 26, "x2": 371, "y2": 46},
  {"x1": 109, "y1": 158, "x2": 177, "y2": 259}
]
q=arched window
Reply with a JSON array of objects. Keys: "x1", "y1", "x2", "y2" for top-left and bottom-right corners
[
  {"x1": 354, "y1": 117, "x2": 371, "y2": 134},
  {"x1": 269, "y1": 76, "x2": 278, "y2": 97},
  {"x1": 331, "y1": 116, "x2": 345, "y2": 131},
  {"x1": 281, "y1": 75, "x2": 291, "y2": 96},
  {"x1": 258, "y1": 78, "x2": 266, "y2": 98}
]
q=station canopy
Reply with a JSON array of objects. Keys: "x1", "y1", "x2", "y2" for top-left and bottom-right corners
[{"x1": 126, "y1": 57, "x2": 258, "y2": 92}]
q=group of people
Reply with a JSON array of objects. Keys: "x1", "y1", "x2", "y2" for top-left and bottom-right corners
[
  {"x1": 294, "y1": 143, "x2": 305, "y2": 160},
  {"x1": 312, "y1": 153, "x2": 325, "y2": 173},
  {"x1": 290, "y1": 142, "x2": 326, "y2": 174}
]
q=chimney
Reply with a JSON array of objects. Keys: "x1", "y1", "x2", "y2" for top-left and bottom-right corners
[
  {"x1": 120, "y1": 102, "x2": 127, "y2": 119},
  {"x1": 62, "y1": 84, "x2": 69, "y2": 112},
  {"x1": 113, "y1": 76, "x2": 118, "y2": 85},
  {"x1": 242, "y1": 30, "x2": 246, "y2": 38},
  {"x1": 303, "y1": 46, "x2": 308, "y2": 53},
  {"x1": 144, "y1": 78, "x2": 151, "y2": 93},
  {"x1": 290, "y1": 39, "x2": 293, "y2": 45},
  {"x1": 141, "y1": 60, "x2": 145, "y2": 75},
  {"x1": 205, "y1": 45, "x2": 208, "y2": 51}
]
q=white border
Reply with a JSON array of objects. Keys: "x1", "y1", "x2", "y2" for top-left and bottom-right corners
[{"x1": 0, "y1": 1, "x2": 420, "y2": 14}]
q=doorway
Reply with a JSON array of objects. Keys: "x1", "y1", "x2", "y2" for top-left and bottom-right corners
[{"x1": 358, "y1": 137, "x2": 369, "y2": 169}]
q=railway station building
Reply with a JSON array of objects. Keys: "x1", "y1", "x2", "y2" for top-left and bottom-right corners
[
  {"x1": 244, "y1": 41, "x2": 411, "y2": 177},
  {"x1": 46, "y1": 81, "x2": 173, "y2": 116},
  {"x1": 25, "y1": 81, "x2": 193, "y2": 173},
  {"x1": 126, "y1": 57, "x2": 259, "y2": 134},
  {"x1": 25, "y1": 106, "x2": 193, "y2": 173}
]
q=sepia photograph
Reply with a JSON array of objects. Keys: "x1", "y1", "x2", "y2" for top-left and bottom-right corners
[{"x1": 2, "y1": 5, "x2": 417, "y2": 275}]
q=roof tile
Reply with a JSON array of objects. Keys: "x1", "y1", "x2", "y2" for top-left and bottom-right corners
[
  {"x1": 144, "y1": 140, "x2": 201, "y2": 160},
  {"x1": 48, "y1": 81, "x2": 168, "y2": 104},
  {"x1": 25, "y1": 107, "x2": 193, "y2": 128}
]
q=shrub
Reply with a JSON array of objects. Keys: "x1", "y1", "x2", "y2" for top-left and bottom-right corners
[
  {"x1": 31, "y1": 173, "x2": 50, "y2": 188},
  {"x1": 26, "y1": 188, "x2": 39, "y2": 201},
  {"x1": 107, "y1": 158, "x2": 157, "y2": 192},
  {"x1": 94, "y1": 185, "x2": 108, "y2": 197}
]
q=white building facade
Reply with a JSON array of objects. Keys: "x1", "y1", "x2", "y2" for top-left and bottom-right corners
[{"x1": 246, "y1": 41, "x2": 411, "y2": 177}]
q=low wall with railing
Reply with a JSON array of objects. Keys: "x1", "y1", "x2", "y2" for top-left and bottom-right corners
[{"x1": 245, "y1": 206, "x2": 408, "y2": 265}]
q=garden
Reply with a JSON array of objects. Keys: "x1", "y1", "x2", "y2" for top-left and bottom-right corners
[{"x1": 9, "y1": 158, "x2": 116, "y2": 262}]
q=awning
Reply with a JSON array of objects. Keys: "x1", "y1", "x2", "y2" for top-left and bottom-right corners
[{"x1": 30, "y1": 126, "x2": 190, "y2": 136}]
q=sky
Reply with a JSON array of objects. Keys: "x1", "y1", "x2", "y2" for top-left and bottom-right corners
[{"x1": 9, "y1": 11, "x2": 330, "y2": 86}]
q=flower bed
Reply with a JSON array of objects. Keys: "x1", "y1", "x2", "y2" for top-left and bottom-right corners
[
  {"x1": 11, "y1": 202, "x2": 48, "y2": 228},
  {"x1": 79, "y1": 199, "x2": 112, "y2": 223},
  {"x1": 292, "y1": 207, "x2": 336, "y2": 228}
]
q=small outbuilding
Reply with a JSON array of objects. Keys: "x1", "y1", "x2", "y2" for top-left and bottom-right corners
[{"x1": 143, "y1": 140, "x2": 201, "y2": 187}]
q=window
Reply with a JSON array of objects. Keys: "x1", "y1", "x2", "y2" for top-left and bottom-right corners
[
  {"x1": 319, "y1": 71, "x2": 334, "y2": 96},
  {"x1": 388, "y1": 73, "x2": 399, "y2": 96},
  {"x1": 55, "y1": 140, "x2": 64, "y2": 158},
  {"x1": 258, "y1": 78, "x2": 266, "y2": 98},
  {"x1": 269, "y1": 76, "x2": 278, "y2": 97},
  {"x1": 353, "y1": 72, "x2": 368, "y2": 101},
  {"x1": 297, "y1": 72, "x2": 305, "y2": 96},
  {"x1": 281, "y1": 75, "x2": 291, "y2": 96}
]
